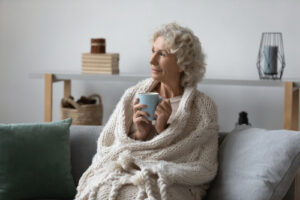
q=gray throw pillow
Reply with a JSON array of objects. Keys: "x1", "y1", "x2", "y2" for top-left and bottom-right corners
[{"x1": 206, "y1": 127, "x2": 300, "y2": 200}]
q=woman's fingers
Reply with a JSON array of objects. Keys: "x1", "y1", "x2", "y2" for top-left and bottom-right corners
[
  {"x1": 134, "y1": 116, "x2": 151, "y2": 124},
  {"x1": 135, "y1": 110, "x2": 150, "y2": 118},
  {"x1": 155, "y1": 106, "x2": 164, "y2": 118},
  {"x1": 154, "y1": 110, "x2": 159, "y2": 120},
  {"x1": 133, "y1": 103, "x2": 147, "y2": 113},
  {"x1": 133, "y1": 98, "x2": 139, "y2": 105},
  {"x1": 133, "y1": 110, "x2": 151, "y2": 124},
  {"x1": 162, "y1": 99, "x2": 172, "y2": 110},
  {"x1": 156, "y1": 99, "x2": 172, "y2": 115}
]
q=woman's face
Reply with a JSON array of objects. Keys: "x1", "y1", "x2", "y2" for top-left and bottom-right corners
[{"x1": 150, "y1": 36, "x2": 182, "y2": 84}]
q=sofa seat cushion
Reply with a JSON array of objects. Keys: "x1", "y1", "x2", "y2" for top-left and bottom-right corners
[
  {"x1": 0, "y1": 119, "x2": 76, "y2": 200},
  {"x1": 207, "y1": 127, "x2": 300, "y2": 200}
]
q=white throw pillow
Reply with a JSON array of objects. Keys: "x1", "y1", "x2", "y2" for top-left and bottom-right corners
[{"x1": 206, "y1": 127, "x2": 300, "y2": 200}]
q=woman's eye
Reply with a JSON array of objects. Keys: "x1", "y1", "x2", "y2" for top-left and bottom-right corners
[
  {"x1": 159, "y1": 52, "x2": 166, "y2": 57},
  {"x1": 152, "y1": 49, "x2": 166, "y2": 57}
]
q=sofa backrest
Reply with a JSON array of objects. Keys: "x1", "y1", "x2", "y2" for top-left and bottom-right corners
[
  {"x1": 69, "y1": 126, "x2": 296, "y2": 200},
  {"x1": 69, "y1": 125, "x2": 102, "y2": 186}
]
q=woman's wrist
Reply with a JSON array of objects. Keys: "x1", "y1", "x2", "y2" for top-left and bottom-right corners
[
  {"x1": 156, "y1": 123, "x2": 169, "y2": 134},
  {"x1": 134, "y1": 130, "x2": 147, "y2": 141}
]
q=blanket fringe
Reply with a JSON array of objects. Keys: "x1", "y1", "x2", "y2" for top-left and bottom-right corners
[{"x1": 158, "y1": 173, "x2": 168, "y2": 200}]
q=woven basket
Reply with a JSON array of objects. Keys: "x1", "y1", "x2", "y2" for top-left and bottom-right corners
[{"x1": 60, "y1": 94, "x2": 103, "y2": 125}]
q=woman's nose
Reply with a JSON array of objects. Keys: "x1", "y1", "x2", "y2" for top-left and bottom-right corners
[{"x1": 150, "y1": 53, "x2": 158, "y2": 65}]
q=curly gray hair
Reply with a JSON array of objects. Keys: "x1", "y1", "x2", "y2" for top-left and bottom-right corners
[{"x1": 151, "y1": 22, "x2": 206, "y2": 88}]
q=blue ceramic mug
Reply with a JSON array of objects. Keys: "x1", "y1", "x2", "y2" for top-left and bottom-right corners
[{"x1": 137, "y1": 92, "x2": 161, "y2": 121}]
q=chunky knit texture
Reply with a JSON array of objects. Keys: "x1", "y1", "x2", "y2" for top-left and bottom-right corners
[{"x1": 75, "y1": 78, "x2": 219, "y2": 200}]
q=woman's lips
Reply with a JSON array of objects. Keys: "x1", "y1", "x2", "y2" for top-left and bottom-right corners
[{"x1": 152, "y1": 69, "x2": 162, "y2": 73}]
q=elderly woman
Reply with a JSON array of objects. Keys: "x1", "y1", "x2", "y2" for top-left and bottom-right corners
[{"x1": 75, "y1": 23, "x2": 219, "y2": 200}]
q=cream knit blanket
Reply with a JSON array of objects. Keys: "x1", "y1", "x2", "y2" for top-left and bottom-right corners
[{"x1": 75, "y1": 78, "x2": 219, "y2": 200}]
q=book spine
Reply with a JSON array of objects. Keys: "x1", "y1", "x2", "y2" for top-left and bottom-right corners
[
  {"x1": 82, "y1": 66, "x2": 119, "y2": 70},
  {"x1": 82, "y1": 53, "x2": 119, "y2": 58},
  {"x1": 82, "y1": 57, "x2": 118, "y2": 60},
  {"x1": 82, "y1": 60, "x2": 118, "y2": 64},
  {"x1": 82, "y1": 69, "x2": 119, "y2": 74},
  {"x1": 82, "y1": 63, "x2": 119, "y2": 68}
]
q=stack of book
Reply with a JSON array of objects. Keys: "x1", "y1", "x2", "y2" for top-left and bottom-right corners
[{"x1": 81, "y1": 53, "x2": 119, "y2": 74}]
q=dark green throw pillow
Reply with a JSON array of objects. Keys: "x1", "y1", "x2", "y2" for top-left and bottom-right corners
[{"x1": 0, "y1": 118, "x2": 76, "y2": 200}]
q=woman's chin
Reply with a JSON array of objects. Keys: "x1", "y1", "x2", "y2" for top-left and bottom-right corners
[{"x1": 151, "y1": 73, "x2": 161, "y2": 81}]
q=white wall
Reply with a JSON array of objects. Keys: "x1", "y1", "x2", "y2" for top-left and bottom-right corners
[{"x1": 1, "y1": 0, "x2": 299, "y2": 132}]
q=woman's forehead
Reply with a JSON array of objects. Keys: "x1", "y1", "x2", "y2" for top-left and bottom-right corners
[{"x1": 152, "y1": 36, "x2": 168, "y2": 51}]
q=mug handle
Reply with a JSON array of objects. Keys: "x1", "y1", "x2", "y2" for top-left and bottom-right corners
[{"x1": 158, "y1": 95, "x2": 163, "y2": 102}]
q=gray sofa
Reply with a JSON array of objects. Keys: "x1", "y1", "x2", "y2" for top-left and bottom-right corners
[{"x1": 67, "y1": 125, "x2": 298, "y2": 200}]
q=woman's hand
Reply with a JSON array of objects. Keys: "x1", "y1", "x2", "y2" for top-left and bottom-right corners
[
  {"x1": 132, "y1": 98, "x2": 153, "y2": 140},
  {"x1": 154, "y1": 99, "x2": 172, "y2": 134}
]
